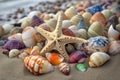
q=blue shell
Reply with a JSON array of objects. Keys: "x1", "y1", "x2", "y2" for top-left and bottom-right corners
[
  {"x1": 77, "y1": 19, "x2": 86, "y2": 29},
  {"x1": 85, "y1": 5, "x2": 103, "y2": 15}
]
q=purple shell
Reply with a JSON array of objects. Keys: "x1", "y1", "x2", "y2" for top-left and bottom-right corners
[
  {"x1": 69, "y1": 51, "x2": 87, "y2": 63},
  {"x1": 31, "y1": 15, "x2": 44, "y2": 27},
  {"x1": 3, "y1": 40, "x2": 25, "y2": 51}
]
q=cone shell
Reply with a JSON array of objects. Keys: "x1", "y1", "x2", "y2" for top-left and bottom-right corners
[
  {"x1": 3, "y1": 23, "x2": 14, "y2": 34},
  {"x1": 62, "y1": 20, "x2": 73, "y2": 28},
  {"x1": 108, "y1": 25, "x2": 120, "y2": 40},
  {"x1": 22, "y1": 27, "x2": 37, "y2": 47},
  {"x1": 30, "y1": 46, "x2": 40, "y2": 55},
  {"x1": 10, "y1": 27, "x2": 23, "y2": 35},
  {"x1": 9, "y1": 49, "x2": 20, "y2": 58},
  {"x1": 90, "y1": 12, "x2": 106, "y2": 27},
  {"x1": 89, "y1": 52, "x2": 110, "y2": 67},
  {"x1": 24, "y1": 55, "x2": 54, "y2": 75},
  {"x1": 0, "y1": 25, "x2": 4, "y2": 37},
  {"x1": 88, "y1": 21, "x2": 103, "y2": 37},
  {"x1": 58, "y1": 62, "x2": 70, "y2": 75},
  {"x1": 71, "y1": 14, "x2": 83, "y2": 25},
  {"x1": 27, "y1": 11, "x2": 41, "y2": 18},
  {"x1": 45, "y1": 52, "x2": 64, "y2": 65},
  {"x1": 78, "y1": 29, "x2": 87, "y2": 39},
  {"x1": 64, "y1": 6, "x2": 77, "y2": 19}
]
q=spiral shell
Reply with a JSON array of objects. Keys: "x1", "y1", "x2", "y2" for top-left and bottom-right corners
[
  {"x1": 9, "y1": 49, "x2": 20, "y2": 58},
  {"x1": 71, "y1": 14, "x2": 83, "y2": 25},
  {"x1": 24, "y1": 55, "x2": 54, "y2": 75},
  {"x1": 89, "y1": 52, "x2": 110, "y2": 67},
  {"x1": 58, "y1": 62, "x2": 70, "y2": 75}
]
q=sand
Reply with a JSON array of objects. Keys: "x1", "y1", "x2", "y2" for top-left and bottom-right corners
[{"x1": 0, "y1": 47, "x2": 120, "y2": 80}]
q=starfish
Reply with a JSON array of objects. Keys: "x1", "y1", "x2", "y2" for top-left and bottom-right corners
[{"x1": 36, "y1": 12, "x2": 87, "y2": 61}]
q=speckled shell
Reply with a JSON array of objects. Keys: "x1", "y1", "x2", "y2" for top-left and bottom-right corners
[
  {"x1": 10, "y1": 27, "x2": 23, "y2": 35},
  {"x1": 62, "y1": 20, "x2": 73, "y2": 28},
  {"x1": 27, "y1": 11, "x2": 41, "y2": 18},
  {"x1": 62, "y1": 28, "x2": 75, "y2": 37},
  {"x1": 90, "y1": 12, "x2": 106, "y2": 27},
  {"x1": 71, "y1": 14, "x2": 83, "y2": 25},
  {"x1": 9, "y1": 49, "x2": 20, "y2": 58},
  {"x1": 30, "y1": 46, "x2": 40, "y2": 55},
  {"x1": 24, "y1": 55, "x2": 54, "y2": 75},
  {"x1": 55, "y1": 11, "x2": 68, "y2": 20},
  {"x1": 0, "y1": 25, "x2": 4, "y2": 37},
  {"x1": 8, "y1": 33, "x2": 23, "y2": 42},
  {"x1": 3, "y1": 40, "x2": 25, "y2": 51},
  {"x1": 89, "y1": 52, "x2": 110, "y2": 67},
  {"x1": 77, "y1": 29, "x2": 87, "y2": 39},
  {"x1": 58, "y1": 62, "x2": 70, "y2": 75},
  {"x1": 64, "y1": 6, "x2": 77, "y2": 19},
  {"x1": 22, "y1": 27, "x2": 37, "y2": 47},
  {"x1": 45, "y1": 52, "x2": 64, "y2": 65},
  {"x1": 31, "y1": 15, "x2": 44, "y2": 27},
  {"x1": 69, "y1": 51, "x2": 87, "y2": 63},
  {"x1": 2, "y1": 23, "x2": 14, "y2": 34},
  {"x1": 108, "y1": 25, "x2": 120, "y2": 41},
  {"x1": 86, "y1": 36, "x2": 109, "y2": 54},
  {"x1": 46, "y1": 19, "x2": 57, "y2": 31},
  {"x1": 88, "y1": 21, "x2": 103, "y2": 37}
]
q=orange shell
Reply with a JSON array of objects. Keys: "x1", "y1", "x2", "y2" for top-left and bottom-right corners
[
  {"x1": 90, "y1": 12, "x2": 106, "y2": 27},
  {"x1": 25, "y1": 48, "x2": 32, "y2": 54}
]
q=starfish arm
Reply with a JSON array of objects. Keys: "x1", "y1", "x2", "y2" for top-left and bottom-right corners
[
  {"x1": 40, "y1": 41, "x2": 55, "y2": 56},
  {"x1": 35, "y1": 27, "x2": 53, "y2": 40},
  {"x1": 55, "y1": 41, "x2": 69, "y2": 61},
  {"x1": 58, "y1": 35, "x2": 87, "y2": 44}
]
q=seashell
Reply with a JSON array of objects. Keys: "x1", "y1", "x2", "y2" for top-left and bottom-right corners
[
  {"x1": 108, "y1": 25, "x2": 120, "y2": 41},
  {"x1": 85, "y1": 5, "x2": 103, "y2": 15},
  {"x1": 2, "y1": 49, "x2": 9, "y2": 55},
  {"x1": 71, "y1": 14, "x2": 83, "y2": 25},
  {"x1": 9, "y1": 49, "x2": 20, "y2": 58},
  {"x1": 31, "y1": 15, "x2": 44, "y2": 27},
  {"x1": 116, "y1": 24, "x2": 120, "y2": 32},
  {"x1": 8, "y1": 33, "x2": 23, "y2": 42},
  {"x1": 64, "y1": 6, "x2": 77, "y2": 19},
  {"x1": 18, "y1": 51, "x2": 28, "y2": 59},
  {"x1": 0, "y1": 25, "x2": 4, "y2": 37},
  {"x1": 0, "y1": 40, "x2": 6, "y2": 46},
  {"x1": 65, "y1": 44, "x2": 75, "y2": 54},
  {"x1": 34, "y1": 32, "x2": 46, "y2": 43},
  {"x1": 111, "y1": 6, "x2": 120, "y2": 17},
  {"x1": 36, "y1": 43, "x2": 44, "y2": 51},
  {"x1": 75, "y1": 63, "x2": 87, "y2": 72},
  {"x1": 3, "y1": 40, "x2": 25, "y2": 51},
  {"x1": 90, "y1": 12, "x2": 106, "y2": 27},
  {"x1": 2, "y1": 23, "x2": 14, "y2": 34},
  {"x1": 69, "y1": 51, "x2": 87, "y2": 63},
  {"x1": 27, "y1": 11, "x2": 41, "y2": 18},
  {"x1": 109, "y1": 41, "x2": 120, "y2": 55},
  {"x1": 45, "y1": 52, "x2": 64, "y2": 65},
  {"x1": 18, "y1": 17, "x2": 31, "y2": 29},
  {"x1": 39, "y1": 23, "x2": 51, "y2": 32},
  {"x1": 101, "y1": 9, "x2": 113, "y2": 21},
  {"x1": 77, "y1": 29, "x2": 87, "y2": 39},
  {"x1": 40, "y1": 13, "x2": 50, "y2": 21},
  {"x1": 46, "y1": 19, "x2": 57, "y2": 31},
  {"x1": 25, "y1": 48, "x2": 32, "y2": 54},
  {"x1": 68, "y1": 25, "x2": 79, "y2": 37},
  {"x1": 89, "y1": 52, "x2": 110, "y2": 67},
  {"x1": 55, "y1": 11, "x2": 68, "y2": 20},
  {"x1": 62, "y1": 20, "x2": 73, "y2": 28},
  {"x1": 24, "y1": 55, "x2": 54, "y2": 75},
  {"x1": 22, "y1": 27, "x2": 37, "y2": 47},
  {"x1": 86, "y1": 36, "x2": 109, "y2": 54},
  {"x1": 62, "y1": 28, "x2": 75, "y2": 37},
  {"x1": 119, "y1": 17, "x2": 120, "y2": 23},
  {"x1": 77, "y1": 18, "x2": 86, "y2": 29},
  {"x1": 58, "y1": 62, "x2": 70, "y2": 75},
  {"x1": 10, "y1": 27, "x2": 23, "y2": 35},
  {"x1": 30, "y1": 46, "x2": 40, "y2": 55},
  {"x1": 88, "y1": 21, "x2": 103, "y2": 37},
  {"x1": 83, "y1": 0, "x2": 93, "y2": 9},
  {"x1": 101, "y1": 0, "x2": 112, "y2": 9}
]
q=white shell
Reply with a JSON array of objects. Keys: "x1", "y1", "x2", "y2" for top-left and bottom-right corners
[
  {"x1": 18, "y1": 51, "x2": 28, "y2": 59},
  {"x1": 68, "y1": 25, "x2": 79, "y2": 37},
  {"x1": 108, "y1": 25, "x2": 120, "y2": 40},
  {"x1": 62, "y1": 20, "x2": 73, "y2": 28},
  {"x1": 89, "y1": 52, "x2": 110, "y2": 67},
  {"x1": 9, "y1": 49, "x2": 20, "y2": 58},
  {"x1": 77, "y1": 29, "x2": 87, "y2": 39},
  {"x1": 3, "y1": 23, "x2": 14, "y2": 34},
  {"x1": 27, "y1": 11, "x2": 41, "y2": 18}
]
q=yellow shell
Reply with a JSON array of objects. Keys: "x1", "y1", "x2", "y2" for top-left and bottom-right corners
[
  {"x1": 46, "y1": 19, "x2": 57, "y2": 31},
  {"x1": 64, "y1": 6, "x2": 77, "y2": 19},
  {"x1": 88, "y1": 21, "x2": 103, "y2": 37},
  {"x1": 78, "y1": 29, "x2": 87, "y2": 39},
  {"x1": 30, "y1": 46, "x2": 40, "y2": 55},
  {"x1": 0, "y1": 25, "x2": 4, "y2": 37},
  {"x1": 70, "y1": 14, "x2": 83, "y2": 25},
  {"x1": 101, "y1": 10, "x2": 113, "y2": 21}
]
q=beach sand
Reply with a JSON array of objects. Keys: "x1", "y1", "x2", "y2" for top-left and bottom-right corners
[{"x1": 0, "y1": 47, "x2": 120, "y2": 80}]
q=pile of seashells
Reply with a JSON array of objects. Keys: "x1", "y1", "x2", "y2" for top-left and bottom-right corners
[{"x1": 0, "y1": 0, "x2": 120, "y2": 75}]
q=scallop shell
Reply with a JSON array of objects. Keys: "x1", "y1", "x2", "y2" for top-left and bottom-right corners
[
  {"x1": 9, "y1": 49, "x2": 20, "y2": 58},
  {"x1": 108, "y1": 25, "x2": 120, "y2": 40},
  {"x1": 30, "y1": 46, "x2": 40, "y2": 55},
  {"x1": 0, "y1": 25, "x2": 4, "y2": 37},
  {"x1": 64, "y1": 6, "x2": 77, "y2": 19},
  {"x1": 24, "y1": 55, "x2": 54, "y2": 75},
  {"x1": 27, "y1": 11, "x2": 41, "y2": 18},
  {"x1": 58, "y1": 62, "x2": 70, "y2": 75},
  {"x1": 2, "y1": 23, "x2": 14, "y2": 34},
  {"x1": 78, "y1": 29, "x2": 87, "y2": 39},
  {"x1": 46, "y1": 19, "x2": 57, "y2": 31},
  {"x1": 90, "y1": 12, "x2": 106, "y2": 27},
  {"x1": 88, "y1": 21, "x2": 103, "y2": 37},
  {"x1": 45, "y1": 52, "x2": 64, "y2": 65},
  {"x1": 71, "y1": 14, "x2": 83, "y2": 25},
  {"x1": 22, "y1": 27, "x2": 37, "y2": 47},
  {"x1": 10, "y1": 27, "x2": 23, "y2": 35},
  {"x1": 89, "y1": 52, "x2": 110, "y2": 67},
  {"x1": 62, "y1": 20, "x2": 73, "y2": 28}
]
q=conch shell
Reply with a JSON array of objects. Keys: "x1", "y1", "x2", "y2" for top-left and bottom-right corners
[{"x1": 89, "y1": 52, "x2": 110, "y2": 67}]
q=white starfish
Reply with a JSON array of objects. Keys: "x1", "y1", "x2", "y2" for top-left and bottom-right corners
[{"x1": 36, "y1": 12, "x2": 87, "y2": 61}]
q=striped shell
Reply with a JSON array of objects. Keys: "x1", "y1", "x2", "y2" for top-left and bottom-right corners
[
  {"x1": 89, "y1": 52, "x2": 110, "y2": 67},
  {"x1": 78, "y1": 29, "x2": 87, "y2": 39},
  {"x1": 58, "y1": 62, "x2": 70, "y2": 75},
  {"x1": 71, "y1": 14, "x2": 83, "y2": 25},
  {"x1": 24, "y1": 55, "x2": 54, "y2": 75}
]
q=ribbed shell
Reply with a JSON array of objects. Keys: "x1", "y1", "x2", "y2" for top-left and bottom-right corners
[{"x1": 71, "y1": 14, "x2": 83, "y2": 25}]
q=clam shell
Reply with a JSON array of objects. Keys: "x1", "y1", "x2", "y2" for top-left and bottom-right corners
[
  {"x1": 62, "y1": 20, "x2": 73, "y2": 28},
  {"x1": 24, "y1": 55, "x2": 54, "y2": 75},
  {"x1": 78, "y1": 29, "x2": 87, "y2": 39},
  {"x1": 71, "y1": 14, "x2": 83, "y2": 25},
  {"x1": 27, "y1": 11, "x2": 41, "y2": 18},
  {"x1": 30, "y1": 46, "x2": 40, "y2": 55},
  {"x1": 90, "y1": 12, "x2": 106, "y2": 27},
  {"x1": 3, "y1": 23, "x2": 14, "y2": 34},
  {"x1": 89, "y1": 52, "x2": 110, "y2": 67},
  {"x1": 9, "y1": 49, "x2": 20, "y2": 58},
  {"x1": 108, "y1": 25, "x2": 120, "y2": 40},
  {"x1": 64, "y1": 6, "x2": 77, "y2": 19},
  {"x1": 10, "y1": 27, "x2": 23, "y2": 35},
  {"x1": 58, "y1": 62, "x2": 70, "y2": 75},
  {"x1": 22, "y1": 27, "x2": 37, "y2": 47},
  {"x1": 0, "y1": 25, "x2": 4, "y2": 37}
]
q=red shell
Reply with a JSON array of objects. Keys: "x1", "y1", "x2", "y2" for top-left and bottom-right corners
[{"x1": 62, "y1": 28, "x2": 75, "y2": 37}]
